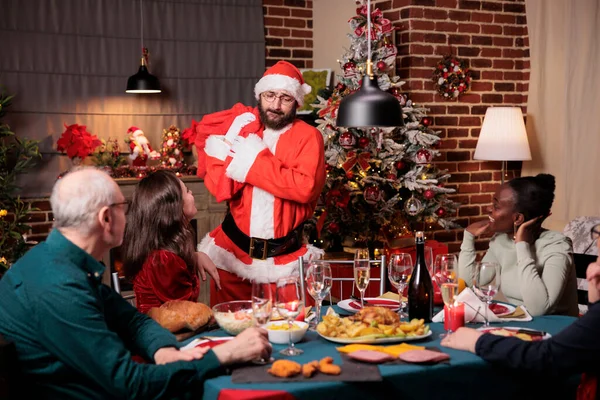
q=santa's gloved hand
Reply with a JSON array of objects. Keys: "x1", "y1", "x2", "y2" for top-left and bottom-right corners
[{"x1": 224, "y1": 112, "x2": 256, "y2": 144}]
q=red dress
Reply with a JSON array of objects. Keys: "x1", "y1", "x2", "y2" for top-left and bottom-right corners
[{"x1": 133, "y1": 250, "x2": 200, "y2": 314}]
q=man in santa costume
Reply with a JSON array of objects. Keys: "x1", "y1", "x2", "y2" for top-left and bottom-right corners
[{"x1": 194, "y1": 61, "x2": 326, "y2": 305}]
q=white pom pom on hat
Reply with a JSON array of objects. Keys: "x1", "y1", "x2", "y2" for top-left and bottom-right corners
[{"x1": 254, "y1": 61, "x2": 312, "y2": 107}]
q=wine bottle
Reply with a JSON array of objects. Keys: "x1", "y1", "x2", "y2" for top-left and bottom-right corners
[{"x1": 407, "y1": 231, "x2": 434, "y2": 322}]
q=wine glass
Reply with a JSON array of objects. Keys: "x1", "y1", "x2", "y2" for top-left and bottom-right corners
[
  {"x1": 353, "y1": 248, "x2": 370, "y2": 308},
  {"x1": 387, "y1": 253, "x2": 413, "y2": 319},
  {"x1": 435, "y1": 255, "x2": 458, "y2": 338},
  {"x1": 276, "y1": 277, "x2": 305, "y2": 356},
  {"x1": 251, "y1": 278, "x2": 273, "y2": 364},
  {"x1": 424, "y1": 246, "x2": 434, "y2": 276},
  {"x1": 472, "y1": 261, "x2": 501, "y2": 326},
  {"x1": 306, "y1": 261, "x2": 332, "y2": 330}
]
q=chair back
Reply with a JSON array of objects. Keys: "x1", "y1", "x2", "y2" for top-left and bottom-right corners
[
  {"x1": 0, "y1": 334, "x2": 21, "y2": 400},
  {"x1": 574, "y1": 253, "x2": 596, "y2": 315},
  {"x1": 298, "y1": 255, "x2": 387, "y2": 305},
  {"x1": 111, "y1": 272, "x2": 136, "y2": 306}
]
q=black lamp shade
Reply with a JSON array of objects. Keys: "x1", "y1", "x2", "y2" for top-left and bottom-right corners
[
  {"x1": 126, "y1": 65, "x2": 161, "y2": 93},
  {"x1": 336, "y1": 75, "x2": 404, "y2": 127}
]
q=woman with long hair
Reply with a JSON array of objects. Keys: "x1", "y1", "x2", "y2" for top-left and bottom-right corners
[
  {"x1": 122, "y1": 170, "x2": 201, "y2": 313},
  {"x1": 458, "y1": 173, "x2": 578, "y2": 316}
]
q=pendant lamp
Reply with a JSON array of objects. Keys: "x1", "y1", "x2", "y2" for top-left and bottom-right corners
[
  {"x1": 335, "y1": 0, "x2": 402, "y2": 127},
  {"x1": 126, "y1": 0, "x2": 161, "y2": 94}
]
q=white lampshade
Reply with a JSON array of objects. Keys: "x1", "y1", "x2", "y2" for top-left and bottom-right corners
[{"x1": 474, "y1": 107, "x2": 532, "y2": 161}]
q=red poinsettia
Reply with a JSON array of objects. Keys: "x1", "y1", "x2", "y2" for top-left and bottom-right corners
[{"x1": 56, "y1": 123, "x2": 102, "y2": 159}]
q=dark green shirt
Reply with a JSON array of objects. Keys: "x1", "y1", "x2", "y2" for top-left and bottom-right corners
[{"x1": 0, "y1": 229, "x2": 223, "y2": 399}]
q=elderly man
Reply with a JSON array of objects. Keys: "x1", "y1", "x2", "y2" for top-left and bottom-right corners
[
  {"x1": 0, "y1": 168, "x2": 271, "y2": 399},
  {"x1": 194, "y1": 60, "x2": 327, "y2": 304}
]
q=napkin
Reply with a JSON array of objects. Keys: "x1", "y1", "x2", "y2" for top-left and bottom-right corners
[
  {"x1": 378, "y1": 291, "x2": 407, "y2": 302},
  {"x1": 432, "y1": 288, "x2": 532, "y2": 323},
  {"x1": 336, "y1": 343, "x2": 425, "y2": 357}
]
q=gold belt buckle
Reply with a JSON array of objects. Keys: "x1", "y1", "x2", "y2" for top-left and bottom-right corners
[{"x1": 249, "y1": 237, "x2": 268, "y2": 260}]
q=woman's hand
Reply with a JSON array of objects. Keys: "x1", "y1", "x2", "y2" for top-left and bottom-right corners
[
  {"x1": 154, "y1": 346, "x2": 210, "y2": 365},
  {"x1": 466, "y1": 220, "x2": 492, "y2": 237},
  {"x1": 514, "y1": 215, "x2": 545, "y2": 244},
  {"x1": 195, "y1": 252, "x2": 221, "y2": 290},
  {"x1": 212, "y1": 327, "x2": 272, "y2": 366},
  {"x1": 586, "y1": 260, "x2": 600, "y2": 303},
  {"x1": 440, "y1": 327, "x2": 483, "y2": 353}
]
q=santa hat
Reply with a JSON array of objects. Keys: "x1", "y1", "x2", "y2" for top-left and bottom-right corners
[
  {"x1": 127, "y1": 126, "x2": 144, "y2": 136},
  {"x1": 254, "y1": 61, "x2": 312, "y2": 106}
]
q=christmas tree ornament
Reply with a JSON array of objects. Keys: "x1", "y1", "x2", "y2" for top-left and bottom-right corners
[
  {"x1": 436, "y1": 208, "x2": 446, "y2": 217},
  {"x1": 339, "y1": 131, "x2": 356, "y2": 149},
  {"x1": 395, "y1": 160, "x2": 406, "y2": 170},
  {"x1": 346, "y1": 171, "x2": 354, "y2": 179},
  {"x1": 363, "y1": 186, "x2": 383, "y2": 204},
  {"x1": 386, "y1": 172, "x2": 397, "y2": 180},
  {"x1": 404, "y1": 195, "x2": 423, "y2": 216},
  {"x1": 421, "y1": 117, "x2": 432, "y2": 127},
  {"x1": 415, "y1": 148, "x2": 433, "y2": 164},
  {"x1": 328, "y1": 222, "x2": 340, "y2": 234},
  {"x1": 343, "y1": 61, "x2": 356, "y2": 71},
  {"x1": 358, "y1": 137, "x2": 370, "y2": 149},
  {"x1": 376, "y1": 60, "x2": 387, "y2": 71},
  {"x1": 126, "y1": 126, "x2": 160, "y2": 167},
  {"x1": 423, "y1": 189, "x2": 435, "y2": 200},
  {"x1": 335, "y1": 82, "x2": 346, "y2": 92}
]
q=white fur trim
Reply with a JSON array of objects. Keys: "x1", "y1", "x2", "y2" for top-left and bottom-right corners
[
  {"x1": 254, "y1": 74, "x2": 311, "y2": 106},
  {"x1": 226, "y1": 134, "x2": 267, "y2": 182},
  {"x1": 262, "y1": 126, "x2": 289, "y2": 154},
  {"x1": 198, "y1": 235, "x2": 323, "y2": 283},
  {"x1": 250, "y1": 186, "x2": 274, "y2": 238},
  {"x1": 204, "y1": 135, "x2": 230, "y2": 161}
]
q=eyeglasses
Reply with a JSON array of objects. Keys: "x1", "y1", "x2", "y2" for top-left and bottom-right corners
[
  {"x1": 261, "y1": 91, "x2": 295, "y2": 106},
  {"x1": 109, "y1": 200, "x2": 130, "y2": 214}
]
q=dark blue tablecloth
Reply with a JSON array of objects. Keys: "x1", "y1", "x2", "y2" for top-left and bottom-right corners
[{"x1": 197, "y1": 307, "x2": 579, "y2": 400}]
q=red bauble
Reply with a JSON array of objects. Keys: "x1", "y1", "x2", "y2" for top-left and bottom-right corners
[
  {"x1": 339, "y1": 131, "x2": 356, "y2": 149},
  {"x1": 386, "y1": 173, "x2": 397, "y2": 180},
  {"x1": 358, "y1": 137, "x2": 370, "y2": 149},
  {"x1": 328, "y1": 222, "x2": 340, "y2": 234},
  {"x1": 390, "y1": 87, "x2": 401, "y2": 97},
  {"x1": 343, "y1": 61, "x2": 356, "y2": 71},
  {"x1": 346, "y1": 171, "x2": 354, "y2": 179},
  {"x1": 395, "y1": 160, "x2": 406, "y2": 170},
  {"x1": 326, "y1": 164, "x2": 333, "y2": 172},
  {"x1": 335, "y1": 82, "x2": 346, "y2": 91},
  {"x1": 436, "y1": 208, "x2": 446, "y2": 217},
  {"x1": 363, "y1": 186, "x2": 383, "y2": 205},
  {"x1": 421, "y1": 117, "x2": 432, "y2": 127},
  {"x1": 424, "y1": 189, "x2": 435, "y2": 200},
  {"x1": 376, "y1": 61, "x2": 387, "y2": 71},
  {"x1": 415, "y1": 149, "x2": 433, "y2": 164}
]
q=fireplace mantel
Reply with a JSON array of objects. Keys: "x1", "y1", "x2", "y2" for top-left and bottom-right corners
[{"x1": 102, "y1": 176, "x2": 227, "y2": 305}]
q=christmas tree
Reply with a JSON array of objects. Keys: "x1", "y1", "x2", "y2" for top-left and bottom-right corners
[{"x1": 310, "y1": 1, "x2": 459, "y2": 251}]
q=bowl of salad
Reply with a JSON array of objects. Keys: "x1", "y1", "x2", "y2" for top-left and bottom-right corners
[{"x1": 212, "y1": 301, "x2": 256, "y2": 335}]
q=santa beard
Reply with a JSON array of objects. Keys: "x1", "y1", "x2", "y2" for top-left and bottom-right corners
[{"x1": 258, "y1": 101, "x2": 296, "y2": 130}]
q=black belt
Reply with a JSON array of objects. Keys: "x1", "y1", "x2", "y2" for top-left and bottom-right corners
[{"x1": 221, "y1": 213, "x2": 303, "y2": 260}]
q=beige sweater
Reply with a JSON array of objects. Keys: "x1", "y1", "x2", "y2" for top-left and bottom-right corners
[{"x1": 458, "y1": 230, "x2": 579, "y2": 317}]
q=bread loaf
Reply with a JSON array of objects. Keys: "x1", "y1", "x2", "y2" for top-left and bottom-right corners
[{"x1": 148, "y1": 300, "x2": 212, "y2": 333}]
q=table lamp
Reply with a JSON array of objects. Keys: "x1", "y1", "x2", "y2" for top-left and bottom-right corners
[{"x1": 473, "y1": 107, "x2": 531, "y2": 184}]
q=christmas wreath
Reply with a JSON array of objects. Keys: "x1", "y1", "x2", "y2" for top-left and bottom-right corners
[{"x1": 432, "y1": 55, "x2": 472, "y2": 99}]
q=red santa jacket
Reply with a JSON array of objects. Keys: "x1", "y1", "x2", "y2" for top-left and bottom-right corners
[{"x1": 195, "y1": 105, "x2": 326, "y2": 283}]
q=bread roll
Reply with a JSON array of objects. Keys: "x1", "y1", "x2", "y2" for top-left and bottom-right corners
[{"x1": 148, "y1": 300, "x2": 212, "y2": 333}]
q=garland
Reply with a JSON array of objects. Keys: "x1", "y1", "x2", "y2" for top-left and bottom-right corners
[{"x1": 432, "y1": 55, "x2": 473, "y2": 99}]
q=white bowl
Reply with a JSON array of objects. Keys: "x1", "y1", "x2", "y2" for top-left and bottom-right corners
[
  {"x1": 212, "y1": 300, "x2": 256, "y2": 335},
  {"x1": 265, "y1": 321, "x2": 309, "y2": 344}
]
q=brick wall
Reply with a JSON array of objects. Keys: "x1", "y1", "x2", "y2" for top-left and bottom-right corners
[
  {"x1": 263, "y1": 0, "x2": 314, "y2": 68},
  {"x1": 374, "y1": 0, "x2": 529, "y2": 253}
]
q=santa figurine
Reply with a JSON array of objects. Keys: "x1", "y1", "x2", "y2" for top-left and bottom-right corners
[{"x1": 127, "y1": 126, "x2": 160, "y2": 167}]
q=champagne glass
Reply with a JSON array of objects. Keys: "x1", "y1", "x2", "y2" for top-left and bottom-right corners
[
  {"x1": 353, "y1": 248, "x2": 370, "y2": 308},
  {"x1": 251, "y1": 278, "x2": 273, "y2": 364},
  {"x1": 472, "y1": 261, "x2": 501, "y2": 326},
  {"x1": 276, "y1": 277, "x2": 304, "y2": 356},
  {"x1": 387, "y1": 253, "x2": 413, "y2": 319},
  {"x1": 435, "y1": 255, "x2": 458, "y2": 338},
  {"x1": 306, "y1": 261, "x2": 332, "y2": 330},
  {"x1": 424, "y1": 246, "x2": 434, "y2": 276}
]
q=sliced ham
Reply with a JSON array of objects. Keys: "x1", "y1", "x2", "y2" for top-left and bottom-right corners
[
  {"x1": 347, "y1": 350, "x2": 395, "y2": 363},
  {"x1": 398, "y1": 349, "x2": 450, "y2": 363}
]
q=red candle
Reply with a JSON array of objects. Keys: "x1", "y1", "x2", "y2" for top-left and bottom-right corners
[{"x1": 448, "y1": 302, "x2": 465, "y2": 332}]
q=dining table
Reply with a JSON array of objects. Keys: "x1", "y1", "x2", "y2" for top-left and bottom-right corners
[{"x1": 192, "y1": 306, "x2": 580, "y2": 400}]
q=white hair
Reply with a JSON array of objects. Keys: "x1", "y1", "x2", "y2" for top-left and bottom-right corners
[{"x1": 50, "y1": 167, "x2": 119, "y2": 235}]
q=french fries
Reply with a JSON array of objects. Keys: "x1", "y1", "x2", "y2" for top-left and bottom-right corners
[{"x1": 316, "y1": 314, "x2": 429, "y2": 339}]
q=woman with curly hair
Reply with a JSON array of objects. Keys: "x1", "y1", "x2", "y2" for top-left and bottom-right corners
[{"x1": 122, "y1": 170, "x2": 210, "y2": 313}]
